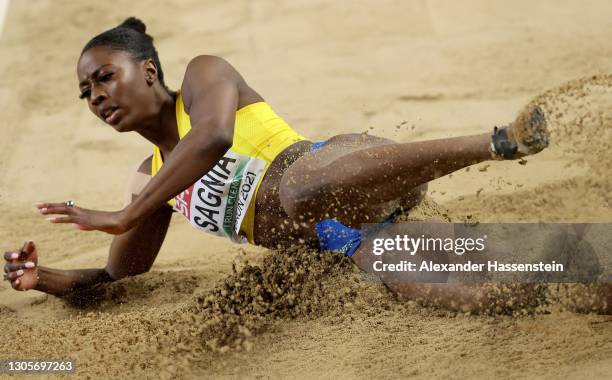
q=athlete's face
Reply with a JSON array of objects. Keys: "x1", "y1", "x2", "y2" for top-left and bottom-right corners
[{"x1": 77, "y1": 46, "x2": 155, "y2": 132}]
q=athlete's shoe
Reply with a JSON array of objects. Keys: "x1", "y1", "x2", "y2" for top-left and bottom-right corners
[{"x1": 491, "y1": 105, "x2": 549, "y2": 160}]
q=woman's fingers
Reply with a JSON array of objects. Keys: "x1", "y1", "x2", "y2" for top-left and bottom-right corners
[
  {"x1": 21, "y1": 240, "x2": 35, "y2": 255},
  {"x1": 46, "y1": 215, "x2": 77, "y2": 224},
  {"x1": 3, "y1": 251, "x2": 20, "y2": 261},
  {"x1": 4, "y1": 269, "x2": 24, "y2": 281},
  {"x1": 4, "y1": 261, "x2": 35, "y2": 272},
  {"x1": 74, "y1": 224, "x2": 94, "y2": 231},
  {"x1": 37, "y1": 203, "x2": 126, "y2": 234},
  {"x1": 36, "y1": 202, "x2": 73, "y2": 210},
  {"x1": 41, "y1": 207, "x2": 83, "y2": 225},
  {"x1": 37, "y1": 204, "x2": 90, "y2": 227},
  {"x1": 46, "y1": 215, "x2": 93, "y2": 232},
  {"x1": 39, "y1": 204, "x2": 77, "y2": 216},
  {"x1": 2, "y1": 241, "x2": 38, "y2": 291},
  {"x1": 4, "y1": 268, "x2": 30, "y2": 291},
  {"x1": 10, "y1": 278, "x2": 22, "y2": 290},
  {"x1": 38, "y1": 203, "x2": 85, "y2": 226}
]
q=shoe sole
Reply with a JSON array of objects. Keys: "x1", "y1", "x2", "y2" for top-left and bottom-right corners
[{"x1": 511, "y1": 105, "x2": 550, "y2": 155}]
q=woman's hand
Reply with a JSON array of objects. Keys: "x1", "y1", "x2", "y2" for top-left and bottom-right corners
[
  {"x1": 3, "y1": 241, "x2": 39, "y2": 291},
  {"x1": 36, "y1": 202, "x2": 132, "y2": 235}
]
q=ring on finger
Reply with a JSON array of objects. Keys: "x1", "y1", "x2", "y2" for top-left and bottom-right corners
[{"x1": 65, "y1": 200, "x2": 75, "y2": 207}]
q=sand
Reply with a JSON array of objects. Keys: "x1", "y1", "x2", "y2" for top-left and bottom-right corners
[{"x1": 1, "y1": 1, "x2": 611, "y2": 379}]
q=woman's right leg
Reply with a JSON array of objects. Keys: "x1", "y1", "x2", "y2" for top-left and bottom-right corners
[{"x1": 349, "y1": 232, "x2": 544, "y2": 314}]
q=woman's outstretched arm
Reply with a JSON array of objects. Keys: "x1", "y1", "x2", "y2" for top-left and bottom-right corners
[
  {"x1": 39, "y1": 56, "x2": 242, "y2": 235},
  {"x1": 34, "y1": 205, "x2": 172, "y2": 296},
  {"x1": 4, "y1": 157, "x2": 172, "y2": 296}
]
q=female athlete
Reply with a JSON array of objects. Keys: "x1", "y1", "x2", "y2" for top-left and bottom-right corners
[{"x1": 3, "y1": 17, "x2": 557, "y2": 312}]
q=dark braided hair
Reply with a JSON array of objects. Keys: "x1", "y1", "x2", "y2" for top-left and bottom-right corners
[{"x1": 82, "y1": 17, "x2": 167, "y2": 88}]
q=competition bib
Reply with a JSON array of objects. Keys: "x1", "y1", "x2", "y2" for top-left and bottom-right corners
[{"x1": 171, "y1": 149, "x2": 266, "y2": 243}]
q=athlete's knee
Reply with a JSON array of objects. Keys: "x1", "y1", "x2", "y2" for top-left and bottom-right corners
[
  {"x1": 279, "y1": 172, "x2": 330, "y2": 220},
  {"x1": 279, "y1": 182, "x2": 316, "y2": 220},
  {"x1": 400, "y1": 184, "x2": 428, "y2": 210}
]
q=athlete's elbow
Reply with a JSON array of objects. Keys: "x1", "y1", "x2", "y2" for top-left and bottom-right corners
[
  {"x1": 214, "y1": 131, "x2": 233, "y2": 151},
  {"x1": 104, "y1": 262, "x2": 151, "y2": 281},
  {"x1": 103, "y1": 266, "x2": 126, "y2": 281}
]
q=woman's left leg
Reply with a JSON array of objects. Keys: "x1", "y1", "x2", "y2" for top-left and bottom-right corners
[
  {"x1": 280, "y1": 105, "x2": 547, "y2": 223},
  {"x1": 280, "y1": 132, "x2": 494, "y2": 223},
  {"x1": 254, "y1": 136, "x2": 422, "y2": 247},
  {"x1": 280, "y1": 102, "x2": 548, "y2": 223}
]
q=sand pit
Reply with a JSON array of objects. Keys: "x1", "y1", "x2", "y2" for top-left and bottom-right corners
[
  {"x1": 1, "y1": 1, "x2": 612, "y2": 379},
  {"x1": 444, "y1": 75, "x2": 612, "y2": 223}
]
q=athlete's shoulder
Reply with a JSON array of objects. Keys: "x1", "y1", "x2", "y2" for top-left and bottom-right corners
[
  {"x1": 184, "y1": 55, "x2": 239, "y2": 81},
  {"x1": 181, "y1": 55, "x2": 242, "y2": 111},
  {"x1": 187, "y1": 54, "x2": 230, "y2": 66}
]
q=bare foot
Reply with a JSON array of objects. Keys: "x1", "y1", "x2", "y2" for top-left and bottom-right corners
[{"x1": 3, "y1": 241, "x2": 39, "y2": 291}]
